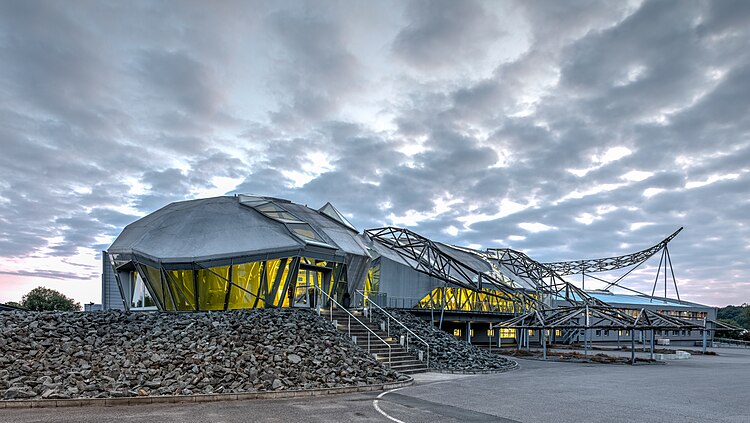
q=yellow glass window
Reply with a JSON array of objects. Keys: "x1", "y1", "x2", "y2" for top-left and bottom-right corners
[
  {"x1": 453, "y1": 328, "x2": 462, "y2": 336},
  {"x1": 487, "y1": 329, "x2": 495, "y2": 337},
  {"x1": 414, "y1": 287, "x2": 518, "y2": 313},
  {"x1": 500, "y1": 328, "x2": 515, "y2": 338},
  {"x1": 144, "y1": 265, "x2": 174, "y2": 311},
  {"x1": 167, "y1": 269, "x2": 195, "y2": 311},
  {"x1": 264, "y1": 259, "x2": 291, "y2": 307},
  {"x1": 229, "y1": 261, "x2": 264, "y2": 309},
  {"x1": 197, "y1": 266, "x2": 229, "y2": 311}
]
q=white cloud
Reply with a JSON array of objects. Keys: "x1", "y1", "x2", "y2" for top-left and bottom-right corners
[
  {"x1": 643, "y1": 187, "x2": 665, "y2": 197},
  {"x1": 518, "y1": 222, "x2": 555, "y2": 233},
  {"x1": 685, "y1": 173, "x2": 740, "y2": 189},
  {"x1": 444, "y1": 225, "x2": 459, "y2": 236},
  {"x1": 621, "y1": 170, "x2": 654, "y2": 182}
]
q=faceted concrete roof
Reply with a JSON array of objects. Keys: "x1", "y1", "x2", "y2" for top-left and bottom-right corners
[{"x1": 108, "y1": 196, "x2": 368, "y2": 264}]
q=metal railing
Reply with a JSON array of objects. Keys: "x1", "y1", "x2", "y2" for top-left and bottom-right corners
[
  {"x1": 381, "y1": 295, "x2": 517, "y2": 314},
  {"x1": 314, "y1": 285, "x2": 391, "y2": 364},
  {"x1": 355, "y1": 290, "x2": 430, "y2": 368}
]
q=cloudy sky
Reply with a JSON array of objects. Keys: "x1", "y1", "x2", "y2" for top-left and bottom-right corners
[{"x1": 0, "y1": 0, "x2": 748, "y2": 307}]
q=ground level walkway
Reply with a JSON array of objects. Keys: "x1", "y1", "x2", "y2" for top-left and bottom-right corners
[{"x1": 3, "y1": 347, "x2": 749, "y2": 422}]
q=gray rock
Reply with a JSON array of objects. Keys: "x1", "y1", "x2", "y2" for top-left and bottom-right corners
[
  {"x1": 0, "y1": 309, "x2": 400, "y2": 401},
  {"x1": 3, "y1": 387, "x2": 37, "y2": 399}
]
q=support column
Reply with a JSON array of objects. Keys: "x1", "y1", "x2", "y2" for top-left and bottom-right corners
[
  {"x1": 650, "y1": 329, "x2": 655, "y2": 360},
  {"x1": 630, "y1": 330, "x2": 636, "y2": 365},
  {"x1": 526, "y1": 329, "x2": 530, "y2": 351},
  {"x1": 430, "y1": 293, "x2": 435, "y2": 327},
  {"x1": 583, "y1": 329, "x2": 588, "y2": 356},
  {"x1": 438, "y1": 286, "x2": 446, "y2": 330},
  {"x1": 516, "y1": 328, "x2": 521, "y2": 351},
  {"x1": 466, "y1": 321, "x2": 471, "y2": 344}
]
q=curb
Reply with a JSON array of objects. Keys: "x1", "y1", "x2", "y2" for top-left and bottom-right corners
[
  {"x1": 428, "y1": 359, "x2": 519, "y2": 374},
  {"x1": 506, "y1": 355, "x2": 665, "y2": 365},
  {"x1": 0, "y1": 377, "x2": 414, "y2": 409}
]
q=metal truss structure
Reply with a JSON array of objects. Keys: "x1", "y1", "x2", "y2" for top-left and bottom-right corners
[
  {"x1": 494, "y1": 304, "x2": 703, "y2": 363},
  {"x1": 496, "y1": 305, "x2": 700, "y2": 331},
  {"x1": 364, "y1": 227, "x2": 541, "y2": 312},
  {"x1": 541, "y1": 227, "x2": 683, "y2": 276},
  {"x1": 485, "y1": 248, "x2": 606, "y2": 307},
  {"x1": 366, "y1": 227, "x2": 611, "y2": 312},
  {"x1": 366, "y1": 226, "x2": 702, "y2": 338},
  {"x1": 541, "y1": 227, "x2": 685, "y2": 302}
]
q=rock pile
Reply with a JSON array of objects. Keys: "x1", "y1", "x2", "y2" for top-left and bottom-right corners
[
  {"x1": 0, "y1": 309, "x2": 402, "y2": 401},
  {"x1": 372, "y1": 309, "x2": 516, "y2": 372}
]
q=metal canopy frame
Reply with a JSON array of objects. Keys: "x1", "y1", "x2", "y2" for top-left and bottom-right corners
[
  {"x1": 365, "y1": 227, "x2": 616, "y2": 314},
  {"x1": 365, "y1": 227, "x2": 541, "y2": 312},
  {"x1": 539, "y1": 227, "x2": 685, "y2": 302},
  {"x1": 541, "y1": 227, "x2": 683, "y2": 276},
  {"x1": 485, "y1": 248, "x2": 607, "y2": 307},
  {"x1": 366, "y1": 226, "x2": 704, "y2": 346},
  {"x1": 495, "y1": 305, "x2": 702, "y2": 331}
]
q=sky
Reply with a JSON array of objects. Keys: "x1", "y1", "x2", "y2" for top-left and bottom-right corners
[{"x1": 0, "y1": 0, "x2": 748, "y2": 308}]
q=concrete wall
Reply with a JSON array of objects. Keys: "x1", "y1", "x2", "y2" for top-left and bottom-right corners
[
  {"x1": 378, "y1": 256, "x2": 444, "y2": 308},
  {"x1": 101, "y1": 252, "x2": 125, "y2": 310}
]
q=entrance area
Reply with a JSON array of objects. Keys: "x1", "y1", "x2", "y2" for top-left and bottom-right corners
[{"x1": 292, "y1": 264, "x2": 332, "y2": 308}]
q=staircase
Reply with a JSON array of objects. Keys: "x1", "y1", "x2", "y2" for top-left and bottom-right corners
[{"x1": 324, "y1": 308, "x2": 429, "y2": 375}]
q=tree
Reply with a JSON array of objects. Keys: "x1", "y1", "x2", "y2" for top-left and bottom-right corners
[
  {"x1": 3, "y1": 301, "x2": 23, "y2": 308},
  {"x1": 21, "y1": 287, "x2": 81, "y2": 311}
]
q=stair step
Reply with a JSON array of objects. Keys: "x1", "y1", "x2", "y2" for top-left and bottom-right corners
[
  {"x1": 373, "y1": 354, "x2": 418, "y2": 360},
  {"x1": 323, "y1": 309, "x2": 430, "y2": 375},
  {"x1": 389, "y1": 364, "x2": 428, "y2": 371},
  {"x1": 397, "y1": 368, "x2": 429, "y2": 375}
]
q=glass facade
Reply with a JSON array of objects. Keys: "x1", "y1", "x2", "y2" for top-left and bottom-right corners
[
  {"x1": 500, "y1": 328, "x2": 516, "y2": 338},
  {"x1": 130, "y1": 271, "x2": 156, "y2": 309},
  {"x1": 413, "y1": 287, "x2": 523, "y2": 313},
  {"x1": 363, "y1": 262, "x2": 380, "y2": 304},
  {"x1": 132, "y1": 256, "x2": 345, "y2": 311}
]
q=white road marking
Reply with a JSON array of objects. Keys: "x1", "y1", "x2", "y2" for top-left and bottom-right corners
[{"x1": 373, "y1": 387, "x2": 406, "y2": 423}]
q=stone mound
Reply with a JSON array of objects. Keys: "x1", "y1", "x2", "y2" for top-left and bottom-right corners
[
  {"x1": 0, "y1": 309, "x2": 402, "y2": 401},
  {"x1": 373, "y1": 309, "x2": 517, "y2": 372}
]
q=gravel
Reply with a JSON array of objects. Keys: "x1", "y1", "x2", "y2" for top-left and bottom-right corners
[
  {"x1": 0, "y1": 309, "x2": 403, "y2": 401},
  {"x1": 371, "y1": 309, "x2": 516, "y2": 372}
]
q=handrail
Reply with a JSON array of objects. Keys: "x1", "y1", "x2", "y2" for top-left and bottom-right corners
[
  {"x1": 314, "y1": 285, "x2": 391, "y2": 365},
  {"x1": 356, "y1": 290, "x2": 430, "y2": 368}
]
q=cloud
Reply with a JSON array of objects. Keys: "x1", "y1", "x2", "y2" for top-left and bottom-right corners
[
  {"x1": 0, "y1": 0, "x2": 748, "y2": 307},
  {"x1": 393, "y1": 0, "x2": 504, "y2": 70},
  {"x1": 266, "y1": 10, "x2": 364, "y2": 126}
]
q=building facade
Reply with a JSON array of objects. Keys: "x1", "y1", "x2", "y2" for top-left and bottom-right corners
[{"x1": 103, "y1": 195, "x2": 717, "y2": 346}]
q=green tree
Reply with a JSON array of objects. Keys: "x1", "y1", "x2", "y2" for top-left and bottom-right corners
[
  {"x1": 21, "y1": 287, "x2": 81, "y2": 311},
  {"x1": 2, "y1": 301, "x2": 23, "y2": 308}
]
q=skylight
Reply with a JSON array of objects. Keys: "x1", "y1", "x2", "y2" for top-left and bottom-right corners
[{"x1": 319, "y1": 202, "x2": 357, "y2": 231}]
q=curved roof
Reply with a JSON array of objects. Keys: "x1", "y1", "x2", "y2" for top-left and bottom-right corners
[{"x1": 108, "y1": 196, "x2": 368, "y2": 264}]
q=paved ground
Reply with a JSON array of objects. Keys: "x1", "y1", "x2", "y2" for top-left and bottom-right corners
[{"x1": 2, "y1": 347, "x2": 749, "y2": 422}]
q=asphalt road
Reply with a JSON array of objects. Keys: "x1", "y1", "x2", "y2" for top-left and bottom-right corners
[{"x1": 3, "y1": 347, "x2": 749, "y2": 422}]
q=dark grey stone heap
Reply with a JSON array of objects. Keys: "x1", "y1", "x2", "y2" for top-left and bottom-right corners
[
  {"x1": 0, "y1": 309, "x2": 403, "y2": 400},
  {"x1": 372, "y1": 309, "x2": 516, "y2": 372}
]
